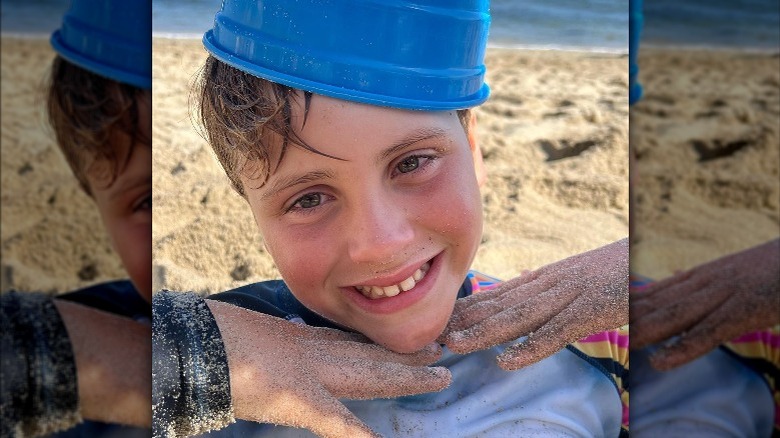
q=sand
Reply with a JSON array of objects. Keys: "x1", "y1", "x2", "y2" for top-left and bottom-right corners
[
  {"x1": 0, "y1": 36, "x2": 629, "y2": 294},
  {"x1": 1, "y1": 37, "x2": 125, "y2": 294},
  {"x1": 631, "y1": 48, "x2": 780, "y2": 280},
  {"x1": 151, "y1": 38, "x2": 629, "y2": 294}
]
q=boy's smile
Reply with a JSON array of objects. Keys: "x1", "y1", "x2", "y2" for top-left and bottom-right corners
[{"x1": 242, "y1": 94, "x2": 484, "y2": 353}]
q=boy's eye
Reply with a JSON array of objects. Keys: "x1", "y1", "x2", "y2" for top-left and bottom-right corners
[
  {"x1": 133, "y1": 195, "x2": 152, "y2": 212},
  {"x1": 294, "y1": 193, "x2": 322, "y2": 209},
  {"x1": 397, "y1": 156, "x2": 421, "y2": 174}
]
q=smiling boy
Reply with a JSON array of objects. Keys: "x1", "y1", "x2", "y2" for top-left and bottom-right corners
[
  {"x1": 152, "y1": 1, "x2": 628, "y2": 436},
  {"x1": 228, "y1": 96, "x2": 482, "y2": 354}
]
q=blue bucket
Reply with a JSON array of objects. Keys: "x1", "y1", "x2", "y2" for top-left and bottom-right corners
[
  {"x1": 203, "y1": 0, "x2": 491, "y2": 110},
  {"x1": 629, "y1": 0, "x2": 643, "y2": 105},
  {"x1": 51, "y1": 0, "x2": 151, "y2": 89}
]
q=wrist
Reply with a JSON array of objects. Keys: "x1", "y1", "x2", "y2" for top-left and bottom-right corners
[{"x1": 54, "y1": 299, "x2": 152, "y2": 427}]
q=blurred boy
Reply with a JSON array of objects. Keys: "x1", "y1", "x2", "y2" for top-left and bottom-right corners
[{"x1": 1, "y1": 1, "x2": 151, "y2": 436}]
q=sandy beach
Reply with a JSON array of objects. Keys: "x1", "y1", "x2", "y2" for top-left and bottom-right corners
[
  {"x1": 151, "y1": 38, "x2": 629, "y2": 294},
  {"x1": 1, "y1": 37, "x2": 126, "y2": 294},
  {"x1": 1, "y1": 36, "x2": 629, "y2": 295},
  {"x1": 631, "y1": 48, "x2": 780, "y2": 279}
]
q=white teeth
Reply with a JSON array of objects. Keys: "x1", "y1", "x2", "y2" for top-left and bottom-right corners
[
  {"x1": 356, "y1": 262, "x2": 430, "y2": 299},
  {"x1": 399, "y1": 277, "x2": 416, "y2": 292},
  {"x1": 383, "y1": 285, "x2": 401, "y2": 297}
]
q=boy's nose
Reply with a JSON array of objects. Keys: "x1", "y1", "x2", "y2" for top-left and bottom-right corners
[{"x1": 346, "y1": 195, "x2": 415, "y2": 264}]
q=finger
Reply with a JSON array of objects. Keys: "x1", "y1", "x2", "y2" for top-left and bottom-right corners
[
  {"x1": 316, "y1": 340, "x2": 443, "y2": 367},
  {"x1": 443, "y1": 271, "x2": 556, "y2": 338},
  {"x1": 266, "y1": 387, "x2": 381, "y2": 438},
  {"x1": 630, "y1": 270, "x2": 704, "y2": 315},
  {"x1": 445, "y1": 283, "x2": 580, "y2": 354},
  {"x1": 444, "y1": 300, "x2": 561, "y2": 355},
  {"x1": 496, "y1": 334, "x2": 569, "y2": 371},
  {"x1": 452, "y1": 270, "x2": 546, "y2": 314},
  {"x1": 443, "y1": 300, "x2": 507, "y2": 337},
  {"x1": 496, "y1": 303, "x2": 604, "y2": 370},
  {"x1": 648, "y1": 301, "x2": 753, "y2": 371},
  {"x1": 319, "y1": 358, "x2": 451, "y2": 399},
  {"x1": 630, "y1": 285, "x2": 729, "y2": 350}
]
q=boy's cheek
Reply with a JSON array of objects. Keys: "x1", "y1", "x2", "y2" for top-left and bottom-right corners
[{"x1": 107, "y1": 218, "x2": 153, "y2": 302}]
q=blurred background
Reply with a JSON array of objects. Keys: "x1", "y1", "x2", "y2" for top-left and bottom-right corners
[{"x1": 631, "y1": 0, "x2": 779, "y2": 279}]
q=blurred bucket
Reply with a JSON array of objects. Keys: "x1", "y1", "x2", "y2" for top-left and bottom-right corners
[
  {"x1": 629, "y1": 0, "x2": 643, "y2": 105},
  {"x1": 203, "y1": 0, "x2": 491, "y2": 110},
  {"x1": 51, "y1": 0, "x2": 151, "y2": 89}
]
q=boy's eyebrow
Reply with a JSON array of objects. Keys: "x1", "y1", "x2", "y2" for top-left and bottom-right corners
[
  {"x1": 377, "y1": 127, "x2": 449, "y2": 164},
  {"x1": 261, "y1": 170, "x2": 334, "y2": 201},
  {"x1": 260, "y1": 128, "x2": 446, "y2": 201}
]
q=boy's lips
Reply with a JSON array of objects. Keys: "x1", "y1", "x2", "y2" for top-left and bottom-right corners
[
  {"x1": 354, "y1": 261, "x2": 431, "y2": 298},
  {"x1": 341, "y1": 253, "x2": 442, "y2": 315}
]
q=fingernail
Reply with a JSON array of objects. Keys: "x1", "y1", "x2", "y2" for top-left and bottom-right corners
[{"x1": 429, "y1": 367, "x2": 452, "y2": 386}]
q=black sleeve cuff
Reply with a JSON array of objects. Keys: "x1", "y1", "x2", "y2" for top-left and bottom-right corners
[
  {"x1": 152, "y1": 291, "x2": 234, "y2": 437},
  {"x1": 1, "y1": 291, "x2": 81, "y2": 437}
]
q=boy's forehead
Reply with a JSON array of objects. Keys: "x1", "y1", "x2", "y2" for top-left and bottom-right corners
[{"x1": 290, "y1": 93, "x2": 463, "y2": 140}]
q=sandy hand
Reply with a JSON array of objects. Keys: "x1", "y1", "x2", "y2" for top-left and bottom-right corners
[
  {"x1": 630, "y1": 238, "x2": 780, "y2": 371},
  {"x1": 440, "y1": 238, "x2": 628, "y2": 371},
  {"x1": 207, "y1": 300, "x2": 451, "y2": 438}
]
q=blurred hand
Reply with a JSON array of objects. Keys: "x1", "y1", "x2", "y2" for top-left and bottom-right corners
[
  {"x1": 206, "y1": 300, "x2": 451, "y2": 438},
  {"x1": 440, "y1": 238, "x2": 628, "y2": 370},
  {"x1": 630, "y1": 238, "x2": 780, "y2": 371}
]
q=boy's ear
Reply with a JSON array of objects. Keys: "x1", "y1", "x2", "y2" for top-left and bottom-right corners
[{"x1": 467, "y1": 111, "x2": 487, "y2": 187}]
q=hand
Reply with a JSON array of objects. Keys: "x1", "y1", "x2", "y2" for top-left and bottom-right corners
[
  {"x1": 206, "y1": 300, "x2": 451, "y2": 438},
  {"x1": 630, "y1": 238, "x2": 780, "y2": 371},
  {"x1": 440, "y1": 238, "x2": 628, "y2": 370}
]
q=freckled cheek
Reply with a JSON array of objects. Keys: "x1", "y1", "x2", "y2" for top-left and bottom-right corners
[
  {"x1": 259, "y1": 221, "x2": 337, "y2": 300},
  {"x1": 415, "y1": 169, "x2": 483, "y2": 252}
]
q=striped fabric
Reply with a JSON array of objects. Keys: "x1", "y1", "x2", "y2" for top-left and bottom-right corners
[
  {"x1": 631, "y1": 273, "x2": 780, "y2": 433},
  {"x1": 466, "y1": 271, "x2": 631, "y2": 435}
]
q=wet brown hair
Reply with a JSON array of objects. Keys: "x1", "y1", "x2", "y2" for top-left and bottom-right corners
[
  {"x1": 46, "y1": 55, "x2": 149, "y2": 196},
  {"x1": 196, "y1": 55, "x2": 471, "y2": 198}
]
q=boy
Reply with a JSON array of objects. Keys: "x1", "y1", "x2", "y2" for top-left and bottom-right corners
[
  {"x1": 1, "y1": 1, "x2": 152, "y2": 435},
  {"x1": 153, "y1": 0, "x2": 628, "y2": 436}
]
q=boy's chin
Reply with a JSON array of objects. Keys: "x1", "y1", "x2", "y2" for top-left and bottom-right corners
[{"x1": 372, "y1": 326, "x2": 445, "y2": 355}]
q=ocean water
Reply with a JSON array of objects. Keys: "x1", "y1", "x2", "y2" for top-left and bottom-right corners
[
  {"x1": 643, "y1": 0, "x2": 780, "y2": 50},
  {"x1": 2, "y1": 0, "x2": 778, "y2": 52},
  {"x1": 3, "y1": 0, "x2": 628, "y2": 52}
]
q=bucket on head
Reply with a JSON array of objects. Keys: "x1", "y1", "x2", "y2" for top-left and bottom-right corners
[
  {"x1": 203, "y1": 0, "x2": 491, "y2": 110},
  {"x1": 51, "y1": 0, "x2": 152, "y2": 89},
  {"x1": 629, "y1": 0, "x2": 643, "y2": 105}
]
